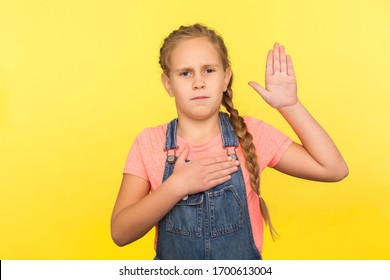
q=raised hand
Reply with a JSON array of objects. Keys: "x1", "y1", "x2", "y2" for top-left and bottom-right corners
[{"x1": 249, "y1": 43, "x2": 298, "y2": 110}]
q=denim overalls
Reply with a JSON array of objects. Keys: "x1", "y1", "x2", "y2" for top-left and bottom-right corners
[{"x1": 155, "y1": 112, "x2": 261, "y2": 260}]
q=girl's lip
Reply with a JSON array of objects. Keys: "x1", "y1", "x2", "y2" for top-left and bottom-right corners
[{"x1": 191, "y1": 96, "x2": 209, "y2": 100}]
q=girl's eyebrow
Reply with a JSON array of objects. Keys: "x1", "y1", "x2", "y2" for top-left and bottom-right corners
[
  {"x1": 173, "y1": 67, "x2": 192, "y2": 73},
  {"x1": 173, "y1": 64, "x2": 220, "y2": 72}
]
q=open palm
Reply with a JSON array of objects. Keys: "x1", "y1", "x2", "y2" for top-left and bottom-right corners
[{"x1": 249, "y1": 43, "x2": 298, "y2": 110}]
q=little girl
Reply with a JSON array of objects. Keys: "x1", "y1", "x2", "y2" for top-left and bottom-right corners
[{"x1": 111, "y1": 24, "x2": 348, "y2": 260}]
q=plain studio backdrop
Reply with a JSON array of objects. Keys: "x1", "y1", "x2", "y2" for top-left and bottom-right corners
[{"x1": 0, "y1": 0, "x2": 389, "y2": 259}]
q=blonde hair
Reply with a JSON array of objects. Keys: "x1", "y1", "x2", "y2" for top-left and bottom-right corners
[{"x1": 159, "y1": 23, "x2": 278, "y2": 239}]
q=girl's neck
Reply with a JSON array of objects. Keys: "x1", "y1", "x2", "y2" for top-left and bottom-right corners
[{"x1": 177, "y1": 113, "x2": 220, "y2": 146}]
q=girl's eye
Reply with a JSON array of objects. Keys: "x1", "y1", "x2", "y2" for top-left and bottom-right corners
[
  {"x1": 180, "y1": 71, "x2": 190, "y2": 77},
  {"x1": 205, "y1": 68, "x2": 215, "y2": 74}
]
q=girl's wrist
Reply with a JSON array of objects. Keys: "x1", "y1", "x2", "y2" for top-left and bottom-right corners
[
  {"x1": 163, "y1": 175, "x2": 188, "y2": 201},
  {"x1": 277, "y1": 99, "x2": 302, "y2": 115}
]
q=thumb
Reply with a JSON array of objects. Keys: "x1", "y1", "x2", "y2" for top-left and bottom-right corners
[
  {"x1": 248, "y1": 81, "x2": 269, "y2": 98},
  {"x1": 176, "y1": 145, "x2": 189, "y2": 163},
  {"x1": 248, "y1": 81, "x2": 273, "y2": 104}
]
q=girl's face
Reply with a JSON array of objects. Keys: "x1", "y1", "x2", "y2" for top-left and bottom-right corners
[{"x1": 161, "y1": 37, "x2": 232, "y2": 121}]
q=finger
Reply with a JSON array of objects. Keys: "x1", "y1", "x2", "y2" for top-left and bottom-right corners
[
  {"x1": 266, "y1": 50, "x2": 273, "y2": 77},
  {"x1": 248, "y1": 81, "x2": 271, "y2": 99},
  {"x1": 210, "y1": 164, "x2": 239, "y2": 176},
  {"x1": 206, "y1": 175, "x2": 232, "y2": 189},
  {"x1": 286, "y1": 55, "x2": 295, "y2": 77},
  {"x1": 201, "y1": 156, "x2": 233, "y2": 166},
  {"x1": 208, "y1": 160, "x2": 240, "y2": 174},
  {"x1": 206, "y1": 165, "x2": 238, "y2": 184},
  {"x1": 280, "y1": 45, "x2": 287, "y2": 73},
  {"x1": 273, "y1": 43, "x2": 280, "y2": 72}
]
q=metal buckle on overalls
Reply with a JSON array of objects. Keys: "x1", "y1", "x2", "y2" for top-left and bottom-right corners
[
  {"x1": 225, "y1": 146, "x2": 238, "y2": 161},
  {"x1": 164, "y1": 147, "x2": 179, "y2": 165}
]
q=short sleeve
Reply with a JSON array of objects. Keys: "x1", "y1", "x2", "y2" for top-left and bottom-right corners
[
  {"x1": 123, "y1": 133, "x2": 149, "y2": 181},
  {"x1": 267, "y1": 132, "x2": 293, "y2": 168},
  {"x1": 244, "y1": 116, "x2": 293, "y2": 171}
]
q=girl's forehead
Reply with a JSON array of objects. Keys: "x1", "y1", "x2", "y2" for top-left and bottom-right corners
[{"x1": 170, "y1": 37, "x2": 222, "y2": 67}]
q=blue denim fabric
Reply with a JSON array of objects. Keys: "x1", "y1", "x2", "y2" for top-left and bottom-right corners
[{"x1": 155, "y1": 112, "x2": 261, "y2": 260}]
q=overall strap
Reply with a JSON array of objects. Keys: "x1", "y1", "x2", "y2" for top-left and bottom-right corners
[
  {"x1": 164, "y1": 118, "x2": 179, "y2": 165},
  {"x1": 165, "y1": 118, "x2": 179, "y2": 151},
  {"x1": 218, "y1": 112, "x2": 239, "y2": 158}
]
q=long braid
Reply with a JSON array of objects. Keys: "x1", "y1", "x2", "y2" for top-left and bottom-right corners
[
  {"x1": 160, "y1": 23, "x2": 278, "y2": 239},
  {"x1": 222, "y1": 87, "x2": 278, "y2": 240}
]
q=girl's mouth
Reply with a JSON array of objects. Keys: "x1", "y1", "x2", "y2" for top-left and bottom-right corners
[{"x1": 191, "y1": 96, "x2": 209, "y2": 100}]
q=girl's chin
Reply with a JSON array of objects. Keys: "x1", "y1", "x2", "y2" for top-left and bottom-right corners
[{"x1": 179, "y1": 109, "x2": 220, "y2": 121}]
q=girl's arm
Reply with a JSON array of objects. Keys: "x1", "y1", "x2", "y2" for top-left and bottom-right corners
[
  {"x1": 111, "y1": 146, "x2": 239, "y2": 246},
  {"x1": 249, "y1": 43, "x2": 348, "y2": 182},
  {"x1": 111, "y1": 174, "x2": 180, "y2": 246}
]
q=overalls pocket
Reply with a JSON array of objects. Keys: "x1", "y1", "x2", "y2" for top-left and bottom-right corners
[
  {"x1": 208, "y1": 185, "x2": 244, "y2": 237},
  {"x1": 166, "y1": 193, "x2": 204, "y2": 237}
]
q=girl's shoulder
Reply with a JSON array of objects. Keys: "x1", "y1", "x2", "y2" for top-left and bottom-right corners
[
  {"x1": 242, "y1": 115, "x2": 288, "y2": 139},
  {"x1": 242, "y1": 115, "x2": 265, "y2": 132},
  {"x1": 242, "y1": 115, "x2": 263, "y2": 125},
  {"x1": 135, "y1": 122, "x2": 168, "y2": 144}
]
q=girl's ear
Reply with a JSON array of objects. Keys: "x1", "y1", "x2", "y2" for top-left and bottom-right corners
[
  {"x1": 223, "y1": 67, "x2": 232, "y2": 91},
  {"x1": 161, "y1": 73, "x2": 174, "y2": 97}
]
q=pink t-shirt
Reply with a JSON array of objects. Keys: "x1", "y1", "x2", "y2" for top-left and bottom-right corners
[{"x1": 123, "y1": 116, "x2": 293, "y2": 253}]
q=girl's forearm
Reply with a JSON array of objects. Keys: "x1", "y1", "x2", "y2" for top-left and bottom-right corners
[
  {"x1": 111, "y1": 179, "x2": 182, "y2": 247},
  {"x1": 278, "y1": 100, "x2": 348, "y2": 179}
]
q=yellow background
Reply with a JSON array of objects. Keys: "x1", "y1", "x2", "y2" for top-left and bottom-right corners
[{"x1": 1, "y1": 0, "x2": 389, "y2": 260}]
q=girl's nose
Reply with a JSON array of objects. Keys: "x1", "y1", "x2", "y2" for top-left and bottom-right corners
[{"x1": 192, "y1": 75, "x2": 205, "y2": 90}]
